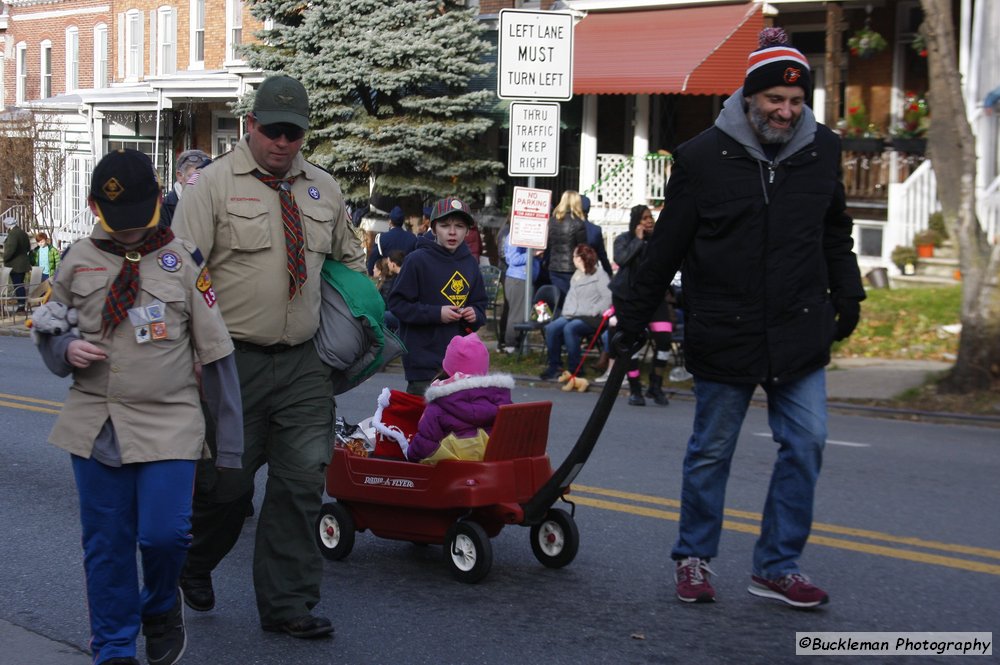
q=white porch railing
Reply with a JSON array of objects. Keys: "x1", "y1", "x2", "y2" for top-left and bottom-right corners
[
  {"x1": 58, "y1": 208, "x2": 97, "y2": 248},
  {"x1": 886, "y1": 159, "x2": 939, "y2": 253},
  {"x1": 978, "y1": 176, "x2": 1000, "y2": 244},
  {"x1": 887, "y1": 160, "x2": 1000, "y2": 263},
  {"x1": 0, "y1": 203, "x2": 32, "y2": 231},
  {"x1": 589, "y1": 153, "x2": 672, "y2": 209}
]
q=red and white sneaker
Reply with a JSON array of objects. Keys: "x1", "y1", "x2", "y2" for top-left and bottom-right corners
[
  {"x1": 674, "y1": 557, "x2": 716, "y2": 603},
  {"x1": 748, "y1": 572, "x2": 829, "y2": 608}
]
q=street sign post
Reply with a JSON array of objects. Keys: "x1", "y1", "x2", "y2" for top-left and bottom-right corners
[
  {"x1": 509, "y1": 186, "x2": 551, "y2": 250},
  {"x1": 509, "y1": 186, "x2": 552, "y2": 335},
  {"x1": 497, "y1": 9, "x2": 574, "y2": 101},
  {"x1": 508, "y1": 102, "x2": 560, "y2": 177}
]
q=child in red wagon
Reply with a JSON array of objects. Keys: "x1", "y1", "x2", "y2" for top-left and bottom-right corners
[{"x1": 406, "y1": 332, "x2": 514, "y2": 464}]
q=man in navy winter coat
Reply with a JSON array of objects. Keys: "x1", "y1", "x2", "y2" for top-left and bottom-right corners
[{"x1": 367, "y1": 205, "x2": 416, "y2": 275}]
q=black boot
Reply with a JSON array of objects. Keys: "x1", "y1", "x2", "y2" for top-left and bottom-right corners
[
  {"x1": 627, "y1": 377, "x2": 646, "y2": 406},
  {"x1": 646, "y1": 373, "x2": 669, "y2": 406}
]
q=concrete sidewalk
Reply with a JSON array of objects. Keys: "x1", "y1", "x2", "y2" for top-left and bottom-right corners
[
  {"x1": 0, "y1": 619, "x2": 91, "y2": 664},
  {"x1": 826, "y1": 356, "x2": 952, "y2": 400},
  {"x1": 0, "y1": 316, "x2": 953, "y2": 402}
]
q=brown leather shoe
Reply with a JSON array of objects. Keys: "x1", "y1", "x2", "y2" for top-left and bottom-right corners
[{"x1": 262, "y1": 614, "x2": 335, "y2": 639}]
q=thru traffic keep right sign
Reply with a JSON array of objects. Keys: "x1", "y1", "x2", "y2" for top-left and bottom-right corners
[{"x1": 508, "y1": 102, "x2": 560, "y2": 177}]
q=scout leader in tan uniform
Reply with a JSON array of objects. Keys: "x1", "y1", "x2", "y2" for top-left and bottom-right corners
[
  {"x1": 172, "y1": 75, "x2": 365, "y2": 640},
  {"x1": 35, "y1": 148, "x2": 243, "y2": 665}
]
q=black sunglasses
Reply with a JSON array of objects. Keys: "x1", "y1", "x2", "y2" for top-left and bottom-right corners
[{"x1": 255, "y1": 121, "x2": 305, "y2": 142}]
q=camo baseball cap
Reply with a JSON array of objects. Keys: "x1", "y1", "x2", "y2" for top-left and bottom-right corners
[
  {"x1": 429, "y1": 197, "x2": 475, "y2": 227},
  {"x1": 252, "y1": 75, "x2": 310, "y2": 130}
]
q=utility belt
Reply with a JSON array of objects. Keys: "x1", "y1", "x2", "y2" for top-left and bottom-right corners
[{"x1": 233, "y1": 339, "x2": 302, "y2": 355}]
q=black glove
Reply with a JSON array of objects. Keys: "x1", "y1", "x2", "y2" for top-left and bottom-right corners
[
  {"x1": 833, "y1": 298, "x2": 861, "y2": 341},
  {"x1": 612, "y1": 329, "x2": 646, "y2": 356}
]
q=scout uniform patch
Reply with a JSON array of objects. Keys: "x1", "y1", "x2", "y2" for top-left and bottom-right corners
[
  {"x1": 127, "y1": 299, "x2": 167, "y2": 344},
  {"x1": 196, "y1": 266, "x2": 217, "y2": 307},
  {"x1": 440, "y1": 271, "x2": 470, "y2": 308},
  {"x1": 157, "y1": 250, "x2": 182, "y2": 272}
]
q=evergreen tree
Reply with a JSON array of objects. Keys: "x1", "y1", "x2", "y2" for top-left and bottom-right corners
[{"x1": 242, "y1": 0, "x2": 502, "y2": 203}]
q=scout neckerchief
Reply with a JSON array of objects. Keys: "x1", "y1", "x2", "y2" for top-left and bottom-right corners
[
  {"x1": 251, "y1": 169, "x2": 307, "y2": 298},
  {"x1": 91, "y1": 226, "x2": 174, "y2": 336}
]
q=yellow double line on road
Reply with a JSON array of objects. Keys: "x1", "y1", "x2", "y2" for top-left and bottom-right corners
[
  {"x1": 572, "y1": 484, "x2": 1000, "y2": 576},
  {"x1": 0, "y1": 392, "x2": 62, "y2": 415},
  {"x1": 3, "y1": 393, "x2": 998, "y2": 576}
]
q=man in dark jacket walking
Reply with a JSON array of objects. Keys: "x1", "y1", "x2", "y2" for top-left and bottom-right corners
[
  {"x1": 366, "y1": 205, "x2": 416, "y2": 275},
  {"x1": 3, "y1": 217, "x2": 32, "y2": 312},
  {"x1": 614, "y1": 28, "x2": 864, "y2": 609}
]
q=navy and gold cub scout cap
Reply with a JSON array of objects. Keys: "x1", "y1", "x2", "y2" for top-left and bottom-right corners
[
  {"x1": 90, "y1": 149, "x2": 161, "y2": 233},
  {"x1": 253, "y1": 75, "x2": 310, "y2": 130},
  {"x1": 430, "y1": 197, "x2": 475, "y2": 228}
]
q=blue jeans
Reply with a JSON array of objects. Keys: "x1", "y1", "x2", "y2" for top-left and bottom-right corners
[
  {"x1": 544, "y1": 316, "x2": 597, "y2": 374},
  {"x1": 72, "y1": 455, "x2": 196, "y2": 664},
  {"x1": 671, "y1": 369, "x2": 827, "y2": 578}
]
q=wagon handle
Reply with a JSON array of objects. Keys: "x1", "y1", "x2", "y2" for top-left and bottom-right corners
[{"x1": 520, "y1": 333, "x2": 639, "y2": 524}]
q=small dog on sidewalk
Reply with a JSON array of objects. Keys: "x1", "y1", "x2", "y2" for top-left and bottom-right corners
[{"x1": 558, "y1": 370, "x2": 590, "y2": 393}]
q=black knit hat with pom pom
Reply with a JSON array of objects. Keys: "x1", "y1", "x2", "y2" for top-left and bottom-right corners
[{"x1": 743, "y1": 27, "x2": 812, "y2": 97}]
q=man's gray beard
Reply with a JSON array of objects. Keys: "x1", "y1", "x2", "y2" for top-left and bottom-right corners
[{"x1": 748, "y1": 99, "x2": 799, "y2": 144}]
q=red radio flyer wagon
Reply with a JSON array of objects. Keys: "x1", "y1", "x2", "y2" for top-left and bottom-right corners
[{"x1": 315, "y1": 361, "x2": 629, "y2": 583}]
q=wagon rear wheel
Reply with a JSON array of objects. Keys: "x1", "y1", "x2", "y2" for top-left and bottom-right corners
[{"x1": 444, "y1": 520, "x2": 493, "y2": 584}]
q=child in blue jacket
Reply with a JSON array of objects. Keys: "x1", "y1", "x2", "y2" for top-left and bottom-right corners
[{"x1": 387, "y1": 197, "x2": 487, "y2": 395}]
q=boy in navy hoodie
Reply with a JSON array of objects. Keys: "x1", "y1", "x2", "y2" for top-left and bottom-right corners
[{"x1": 388, "y1": 197, "x2": 487, "y2": 395}]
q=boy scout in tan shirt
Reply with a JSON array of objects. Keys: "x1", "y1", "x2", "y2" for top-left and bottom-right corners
[
  {"x1": 34, "y1": 148, "x2": 243, "y2": 665},
  {"x1": 172, "y1": 75, "x2": 364, "y2": 640}
]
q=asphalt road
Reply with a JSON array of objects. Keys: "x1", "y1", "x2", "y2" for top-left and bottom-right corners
[{"x1": 0, "y1": 334, "x2": 997, "y2": 665}]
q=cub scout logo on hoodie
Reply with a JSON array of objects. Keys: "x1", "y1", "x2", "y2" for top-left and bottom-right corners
[{"x1": 441, "y1": 271, "x2": 470, "y2": 307}]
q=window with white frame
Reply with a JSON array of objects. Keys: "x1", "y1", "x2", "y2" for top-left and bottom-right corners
[
  {"x1": 156, "y1": 7, "x2": 177, "y2": 75},
  {"x1": 214, "y1": 113, "x2": 240, "y2": 155},
  {"x1": 189, "y1": 0, "x2": 205, "y2": 68},
  {"x1": 69, "y1": 156, "x2": 91, "y2": 226},
  {"x1": 40, "y1": 41, "x2": 52, "y2": 98},
  {"x1": 52, "y1": 157, "x2": 64, "y2": 226},
  {"x1": 225, "y1": 0, "x2": 243, "y2": 63},
  {"x1": 94, "y1": 24, "x2": 108, "y2": 88},
  {"x1": 124, "y1": 10, "x2": 143, "y2": 80},
  {"x1": 65, "y1": 27, "x2": 79, "y2": 91},
  {"x1": 15, "y1": 42, "x2": 26, "y2": 104}
]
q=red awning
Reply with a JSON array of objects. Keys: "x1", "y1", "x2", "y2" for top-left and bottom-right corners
[{"x1": 573, "y1": 3, "x2": 764, "y2": 96}]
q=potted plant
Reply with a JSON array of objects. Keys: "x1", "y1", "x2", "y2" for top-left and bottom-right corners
[
  {"x1": 890, "y1": 92, "x2": 930, "y2": 154},
  {"x1": 913, "y1": 229, "x2": 942, "y2": 258},
  {"x1": 847, "y1": 25, "x2": 888, "y2": 59},
  {"x1": 891, "y1": 245, "x2": 918, "y2": 275},
  {"x1": 927, "y1": 210, "x2": 948, "y2": 243},
  {"x1": 840, "y1": 102, "x2": 885, "y2": 153}
]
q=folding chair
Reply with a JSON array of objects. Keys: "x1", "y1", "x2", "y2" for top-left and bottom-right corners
[
  {"x1": 479, "y1": 264, "x2": 502, "y2": 336},
  {"x1": 513, "y1": 284, "x2": 561, "y2": 357}
]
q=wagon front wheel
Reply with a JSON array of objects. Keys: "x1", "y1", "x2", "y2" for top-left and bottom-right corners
[
  {"x1": 444, "y1": 520, "x2": 493, "y2": 584},
  {"x1": 530, "y1": 508, "x2": 579, "y2": 568},
  {"x1": 316, "y1": 501, "x2": 355, "y2": 561}
]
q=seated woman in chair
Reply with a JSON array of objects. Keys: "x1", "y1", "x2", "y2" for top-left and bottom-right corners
[{"x1": 539, "y1": 244, "x2": 611, "y2": 381}]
